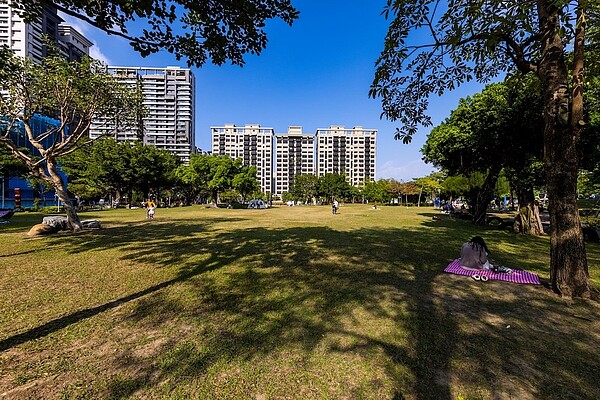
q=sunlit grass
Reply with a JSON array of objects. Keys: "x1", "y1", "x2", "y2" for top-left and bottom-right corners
[{"x1": 0, "y1": 205, "x2": 598, "y2": 399}]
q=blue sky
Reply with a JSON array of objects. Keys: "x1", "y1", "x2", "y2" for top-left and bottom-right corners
[{"x1": 62, "y1": 0, "x2": 488, "y2": 182}]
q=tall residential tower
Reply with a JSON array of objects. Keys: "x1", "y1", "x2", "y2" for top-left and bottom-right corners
[
  {"x1": 90, "y1": 66, "x2": 196, "y2": 163},
  {"x1": 0, "y1": 3, "x2": 91, "y2": 63},
  {"x1": 211, "y1": 124, "x2": 274, "y2": 195},
  {"x1": 316, "y1": 125, "x2": 377, "y2": 187},
  {"x1": 274, "y1": 126, "x2": 315, "y2": 197}
]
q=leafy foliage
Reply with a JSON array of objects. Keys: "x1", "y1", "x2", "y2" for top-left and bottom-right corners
[
  {"x1": 422, "y1": 76, "x2": 544, "y2": 222},
  {"x1": 579, "y1": 33, "x2": 600, "y2": 191},
  {"x1": 130, "y1": 142, "x2": 180, "y2": 200},
  {"x1": 0, "y1": 142, "x2": 28, "y2": 178},
  {"x1": 369, "y1": 0, "x2": 552, "y2": 142},
  {"x1": 317, "y1": 173, "x2": 353, "y2": 203},
  {"x1": 232, "y1": 165, "x2": 260, "y2": 201},
  {"x1": 10, "y1": 0, "x2": 299, "y2": 67},
  {"x1": 176, "y1": 154, "x2": 259, "y2": 205},
  {"x1": 289, "y1": 174, "x2": 319, "y2": 204},
  {"x1": 60, "y1": 138, "x2": 181, "y2": 204},
  {"x1": 60, "y1": 138, "x2": 133, "y2": 201},
  {"x1": 0, "y1": 51, "x2": 141, "y2": 228},
  {"x1": 362, "y1": 179, "x2": 391, "y2": 204}
]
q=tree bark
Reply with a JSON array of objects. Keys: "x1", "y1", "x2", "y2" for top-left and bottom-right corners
[
  {"x1": 112, "y1": 189, "x2": 120, "y2": 207},
  {"x1": 472, "y1": 165, "x2": 502, "y2": 225},
  {"x1": 513, "y1": 187, "x2": 544, "y2": 235},
  {"x1": 47, "y1": 158, "x2": 82, "y2": 231},
  {"x1": 513, "y1": 203, "x2": 545, "y2": 235},
  {"x1": 536, "y1": 0, "x2": 590, "y2": 297},
  {"x1": 212, "y1": 189, "x2": 219, "y2": 207}
]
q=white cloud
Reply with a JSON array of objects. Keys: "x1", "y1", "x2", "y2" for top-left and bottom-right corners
[
  {"x1": 89, "y1": 45, "x2": 112, "y2": 65},
  {"x1": 58, "y1": 13, "x2": 91, "y2": 35},
  {"x1": 377, "y1": 159, "x2": 436, "y2": 181}
]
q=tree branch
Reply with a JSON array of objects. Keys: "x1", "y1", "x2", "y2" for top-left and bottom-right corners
[
  {"x1": 52, "y1": 2, "x2": 161, "y2": 48},
  {"x1": 500, "y1": 33, "x2": 537, "y2": 73}
]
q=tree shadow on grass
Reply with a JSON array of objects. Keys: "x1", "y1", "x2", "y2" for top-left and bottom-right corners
[
  {"x1": 94, "y1": 224, "x2": 462, "y2": 399},
  {"x1": 119, "y1": 224, "x2": 598, "y2": 399},
  {"x1": 0, "y1": 218, "x2": 238, "y2": 350},
  {"x1": 4, "y1": 216, "x2": 600, "y2": 399}
]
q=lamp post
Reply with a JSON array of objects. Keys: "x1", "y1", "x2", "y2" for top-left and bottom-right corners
[{"x1": 1, "y1": 175, "x2": 4, "y2": 209}]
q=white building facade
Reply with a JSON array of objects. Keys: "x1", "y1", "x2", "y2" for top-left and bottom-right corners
[
  {"x1": 274, "y1": 126, "x2": 315, "y2": 197},
  {"x1": 211, "y1": 124, "x2": 377, "y2": 198},
  {"x1": 90, "y1": 66, "x2": 196, "y2": 163},
  {"x1": 211, "y1": 124, "x2": 274, "y2": 195},
  {"x1": 316, "y1": 125, "x2": 377, "y2": 187},
  {"x1": 0, "y1": 3, "x2": 91, "y2": 63},
  {"x1": 57, "y1": 24, "x2": 93, "y2": 61}
]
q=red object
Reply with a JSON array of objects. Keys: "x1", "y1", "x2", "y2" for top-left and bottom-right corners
[{"x1": 14, "y1": 188, "x2": 21, "y2": 208}]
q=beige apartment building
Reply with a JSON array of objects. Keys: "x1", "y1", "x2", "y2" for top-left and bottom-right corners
[
  {"x1": 212, "y1": 123, "x2": 377, "y2": 198},
  {"x1": 316, "y1": 125, "x2": 377, "y2": 187},
  {"x1": 211, "y1": 124, "x2": 274, "y2": 195},
  {"x1": 274, "y1": 126, "x2": 315, "y2": 197}
]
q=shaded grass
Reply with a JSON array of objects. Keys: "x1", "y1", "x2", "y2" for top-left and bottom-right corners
[{"x1": 0, "y1": 205, "x2": 599, "y2": 399}]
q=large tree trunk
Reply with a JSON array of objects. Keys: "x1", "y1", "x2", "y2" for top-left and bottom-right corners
[
  {"x1": 513, "y1": 196, "x2": 544, "y2": 235},
  {"x1": 536, "y1": 1, "x2": 590, "y2": 297},
  {"x1": 472, "y1": 166, "x2": 502, "y2": 225},
  {"x1": 513, "y1": 187, "x2": 544, "y2": 234},
  {"x1": 212, "y1": 189, "x2": 219, "y2": 207},
  {"x1": 114, "y1": 189, "x2": 122, "y2": 207},
  {"x1": 47, "y1": 158, "x2": 82, "y2": 231}
]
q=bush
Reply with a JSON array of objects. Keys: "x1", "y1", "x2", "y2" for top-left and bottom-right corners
[{"x1": 581, "y1": 216, "x2": 600, "y2": 230}]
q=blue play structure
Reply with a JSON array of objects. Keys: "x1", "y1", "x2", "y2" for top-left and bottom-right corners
[{"x1": 1, "y1": 114, "x2": 66, "y2": 209}]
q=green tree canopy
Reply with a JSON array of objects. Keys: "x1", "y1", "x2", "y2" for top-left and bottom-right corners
[
  {"x1": 370, "y1": 0, "x2": 596, "y2": 297},
  {"x1": 11, "y1": 0, "x2": 298, "y2": 67},
  {"x1": 232, "y1": 165, "x2": 260, "y2": 202},
  {"x1": 130, "y1": 142, "x2": 180, "y2": 202},
  {"x1": 422, "y1": 77, "x2": 544, "y2": 225},
  {"x1": 415, "y1": 175, "x2": 443, "y2": 206},
  {"x1": 0, "y1": 51, "x2": 142, "y2": 229},
  {"x1": 0, "y1": 142, "x2": 28, "y2": 179},
  {"x1": 61, "y1": 138, "x2": 180, "y2": 205},
  {"x1": 290, "y1": 174, "x2": 319, "y2": 204},
  {"x1": 177, "y1": 154, "x2": 253, "y2": 206},
  {"x1": 362, "y1": 179, "x2": 391, "y2": 204},
  {"x1": 318, "y1": 173, "x2": 352, "y2": 203},
  {"x1": 60, "y1": 138, "x2": 135, "y2": 203}
]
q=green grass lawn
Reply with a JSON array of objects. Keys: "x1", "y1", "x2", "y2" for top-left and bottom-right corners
[{"x1": 0, "y1": 205, "x2": 599, "y2": 399}]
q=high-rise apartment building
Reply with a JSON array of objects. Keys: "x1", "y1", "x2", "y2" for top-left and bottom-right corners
[
  {"x1": 211, "y1": 124, "x2": 376, "y2": 198},
  {"x1": 211, "y1": 124, "x2": 274, "y2": 195},
  {"x1": 0, "y1": 3, "x2": 91, "y2": 63},
  {"x1": 90, "y1": 66, "x2": 196, "y2": 163},
  {"x1": 316, "y1": 125, "x2": 377, "y2": 187},
  {"x1": 57, "y1": 24, "x2": 93, "y2": 61},
  {"x1": 274, "y1": 126, "x2": 315, "y2": 197}
]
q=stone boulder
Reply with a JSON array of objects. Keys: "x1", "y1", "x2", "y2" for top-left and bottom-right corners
[
  {"x1": 28, "y1": 216, "x2": 102, "y2": 236},
  {"x1": 81, "y1": 219, "x2": 101, "y2": 229},
  {"x1": 42, "y1": 216, "x2": 69, "y2": 230}
]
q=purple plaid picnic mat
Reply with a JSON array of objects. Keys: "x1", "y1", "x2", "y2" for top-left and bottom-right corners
[{"x1": 444, "y1": 259, "x2": 541, "y2": 285}]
